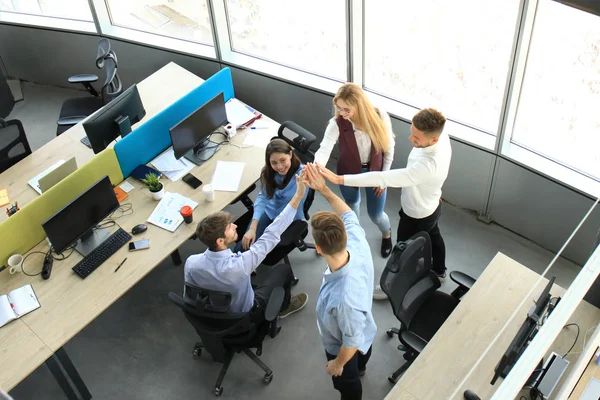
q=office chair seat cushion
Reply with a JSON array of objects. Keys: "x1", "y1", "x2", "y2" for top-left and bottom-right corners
[
  {"x1": 59, "y1": 96, "x2": 104, "y2": 120},
  {"x1": 261, "y1": 221, "x2": 308, "y2": 266},
  {"x1": 405, "y1": 290, "x2": 459, "y2": 344}
]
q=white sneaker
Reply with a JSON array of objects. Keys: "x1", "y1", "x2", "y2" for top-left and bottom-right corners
[{"x1": 373, "y1": 285, "x2": 388, "y2": 301}]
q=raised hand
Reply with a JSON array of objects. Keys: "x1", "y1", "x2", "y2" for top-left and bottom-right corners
[
  {"x1": 295, "y1": 173, "x2": 307, "y2": 198},
  {"x1": 316, "y1": 163, "x2": 343, "y2": 185},
  {"x1": 304, "y1": 163, "x2": 327, "y2": 192}
]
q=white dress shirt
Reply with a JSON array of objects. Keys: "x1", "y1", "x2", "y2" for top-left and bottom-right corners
[
  {"x1": 183, "y1": 204, "x2": 297, "y2": 313},
  {"x1": 314, "y1": 108, "x2": 395, "y2": 171},
  {"x1": 343, "y1": 132, "x2": 452, "y2": 219}
]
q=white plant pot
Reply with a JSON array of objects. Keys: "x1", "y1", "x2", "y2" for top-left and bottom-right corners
[{"x1": 150, "y1": 186, "x2": 164, "y2": 201}]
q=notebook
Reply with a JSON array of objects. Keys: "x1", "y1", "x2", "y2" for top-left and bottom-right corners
[{"x1": 0, "y1": 284, "x2": 41, "y2": 329}]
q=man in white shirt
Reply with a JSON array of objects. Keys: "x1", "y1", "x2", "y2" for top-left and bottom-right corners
[{"x1": 318, "y1": 108, "x2": 451, "y2": 300}]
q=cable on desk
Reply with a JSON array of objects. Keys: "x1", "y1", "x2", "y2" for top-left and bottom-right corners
[
  {"x1": 562, "y1": 323, "x2": 580, "y2": 358},
  {"x1": 108, "y1": 203, "x2": 134, "y2": 221},
  {"x1": 21, "y1": 249, "x2": 51, "y2": 276}
]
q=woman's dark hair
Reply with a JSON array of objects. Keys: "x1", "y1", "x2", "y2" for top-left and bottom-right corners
[{"x1": 260, "y1": 139, "x2": 301, "y2": 198}]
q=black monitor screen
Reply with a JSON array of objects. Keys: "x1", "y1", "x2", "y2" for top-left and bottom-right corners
[
  {"x1": 83, "y1": 84, "x2": 146, "y2": 154},
  {"x1": 170, "y1": 92, "x2": 227, "y2": 159},
  {"x1": 42, "y1": 175, "x2": 119, "y2": 254}
]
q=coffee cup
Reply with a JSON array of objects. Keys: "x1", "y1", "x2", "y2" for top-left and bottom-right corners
[
  {"x1": 202, "y1": 184, "x2": 215, "y2": 202},
  {"x1": 180, "y1": 205, "x2": 194, "y2": 224},
  {"x1": 8, "y1": 254, "x2": 23, "y2": 274}
]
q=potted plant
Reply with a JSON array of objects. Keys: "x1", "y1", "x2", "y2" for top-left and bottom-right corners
[{"x1": 142, "y1": 173, "x2": 164, "y2": 200}]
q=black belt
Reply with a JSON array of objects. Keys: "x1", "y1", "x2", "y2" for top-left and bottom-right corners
[{"x1": 361, "y1": 162, "x2": 370, "y2": 169}]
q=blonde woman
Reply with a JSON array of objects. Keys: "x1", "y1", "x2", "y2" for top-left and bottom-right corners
[{"x1": 314, "y1": 83, "x2": 395, "y2": 257}]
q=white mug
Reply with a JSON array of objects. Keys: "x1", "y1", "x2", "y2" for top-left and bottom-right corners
[
  {"x1": 8, "y1": 254, "x2": 23, "y2": 274},
  {"x1": 202, "y1": 184, "x2": 215, "y2": 202}
]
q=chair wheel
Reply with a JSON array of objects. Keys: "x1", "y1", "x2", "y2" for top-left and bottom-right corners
[
  {"x1": 292, "y1": 277, "x2": 299, "y2": 286},
  {"x1": 214, "y1": 386, "x2": 223, "y2": 396},
  {"x1": 388, "y1": 374, "x2": 397, "y2": 384},
  {"x1": 398, "y1": 344, "x2": 407, "y2": 352},
  {"x1": 256, "y1": 349, "x2": 262, "y2": 356},
  {"x1": 193, "y1": 348, "x2": 202, "y2": 358},
  {"x1": 386, "y1": 329, "x2": 395, "y2": 338},
  {"x1": 263, "y1": 373, "x2": 273, "y2": 384}
]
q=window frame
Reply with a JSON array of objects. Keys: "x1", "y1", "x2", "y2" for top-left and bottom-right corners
[{"x1": 0, "y1": 8, "x2": 96, "y2": 33}]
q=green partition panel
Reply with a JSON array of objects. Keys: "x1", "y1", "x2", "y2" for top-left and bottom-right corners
[{"x1": 0, "y1": 149, "x2": 123, "y2": 269}]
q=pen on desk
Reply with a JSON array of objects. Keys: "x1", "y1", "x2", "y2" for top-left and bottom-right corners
[
  {"x1": 114, "y1": 257, "x2": 127, "y2": 272},
  {"x1": 251, "y1": 127, "x2": 268, "y2": 130}
]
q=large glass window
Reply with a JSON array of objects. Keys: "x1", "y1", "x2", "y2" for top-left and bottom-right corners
[
  {"x1": 225, "y1": 0, "x2": 346, "y2": 81},
  {"x1": 364, "y1": 0, "x2": 521, "y2": 134},
  {"x1": 511, "y1": 0, "x2": 600, "y2": 180},
  {"x1": 105, "y1": 0, "x2": 213, "y2": 45},
  {"x1": 0, "y1": 0, "x2": 92, "y2": 21}
]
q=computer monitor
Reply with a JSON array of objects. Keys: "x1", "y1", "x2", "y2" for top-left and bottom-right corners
[
  {"x1": 83, "y1": 84, "x2": 146, "y2": 154},
  {"x1": 490, "y1": 276, "x2": 556, "y2": 385},
  {"x1": 169, "y1": 92, "x2": 227, "y2": 165},
  {"x1": 42, "y1": 175, "x2": 119, "y2": 256}
]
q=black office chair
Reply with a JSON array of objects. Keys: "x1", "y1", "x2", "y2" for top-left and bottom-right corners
[
  {"x1": 381, "y1": 231, "x2": 476, "y2": 384},
  {"x1": 169, "y1": 283, "x2": 284, "y2": 397},
  {"x1": 0, "y1": 72, "x2": 15, "y2": 118},
  {"x1": 0, "y1": 118, "x2": 31, "y2": 173},
  {"x1": 56, "y1": 38, "x2": 123, "y2": 136},
  {"x1": 234, "y1": 121, "x2": 318, "y2": 284}
]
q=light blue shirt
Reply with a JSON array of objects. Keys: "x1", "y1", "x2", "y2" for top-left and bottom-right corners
[
  {"x1": 184, "y1": 204, "x2": 297, "y2": 313},
  {"x1": 253, "y1": 165, "x2": 306, "y2": 222},
  {"x1": 315, "y1": 211, "x2": 377, "y2": 355}
]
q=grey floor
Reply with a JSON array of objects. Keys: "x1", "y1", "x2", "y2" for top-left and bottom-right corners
[{"x1": 6, "y1": 82, "x2": 582, "y2": 400}]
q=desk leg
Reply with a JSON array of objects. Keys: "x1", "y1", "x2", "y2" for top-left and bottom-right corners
[
  {"x1": 171, "y1": 249, "x2": 182, "y2": 266},
  {"x1": 55, "y1": 347, "x2": 92, "y2": 400},
  {"x1": 45, "y1": 356, "x2": 79, "y2": 400}
]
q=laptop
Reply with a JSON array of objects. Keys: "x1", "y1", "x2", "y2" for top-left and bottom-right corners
[{"x1": 28, "y1": 157, "x2": 78, "y2": 194}]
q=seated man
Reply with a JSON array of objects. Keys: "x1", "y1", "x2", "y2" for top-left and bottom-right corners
[
  {"x1": 184, "y1": 175, "x2": 308, "y2": 320},
  {"x1": 303, "y1": 163, "x2": 377, "y2": 400}
]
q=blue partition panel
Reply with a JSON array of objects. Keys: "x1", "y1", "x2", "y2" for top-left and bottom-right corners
[{"x1": 114, "y1": 67, "x2": 234, "y2": 177}]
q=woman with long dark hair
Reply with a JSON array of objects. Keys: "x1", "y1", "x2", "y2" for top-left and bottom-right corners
[{"x1": 235, "y1": 138, "x2": 307, "y2": 251}]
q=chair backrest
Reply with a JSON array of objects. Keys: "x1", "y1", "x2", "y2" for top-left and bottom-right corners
[
  {"x1": 95, "y1": 38, "x2": 111, "y2": 69},
  {"x1": 380, "y1": 232, "x2": 441, "y2": 328},
  {"x1": 0, "y1": 118, "x2": 32, "y2": 173},
  {"x1": 100, "y1": 52, "x2": 122, "y2": 103},
  {"x1": 277, "y1": 121, "x2": 317, "y2": 219},
  {"x1": 0, "y1": 72, "x2": 14, "y2": 119},
  {"x1": 169, "y1": 283, "x2": 260, "y2": 362}
]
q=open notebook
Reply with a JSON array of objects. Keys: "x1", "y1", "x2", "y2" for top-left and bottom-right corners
[{"x1": 0, "y1": 284, "x2": 40, "y2": 328}]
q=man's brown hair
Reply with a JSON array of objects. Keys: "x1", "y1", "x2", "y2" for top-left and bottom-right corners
[
  {"x1": 195, "y1": 211, "x2": 232, "y2": 250},
  {"x1": 412, "y1": 108, "x2": 446, "y2": 137},
  {"x1": 310, "y1": 211, "x2": 347, "y2": 255}
]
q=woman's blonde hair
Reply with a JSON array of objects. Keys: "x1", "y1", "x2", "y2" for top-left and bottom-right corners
[{"x1": 333, "y1": 83, "x2": 390, "y2": 153}]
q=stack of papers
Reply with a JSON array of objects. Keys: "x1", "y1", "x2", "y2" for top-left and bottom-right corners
[
  {"x1": 147, "y1": 192, "x2": 198, "y2": 232},
  {"x1": 211, "y1": 161, "x2": 245, "y2": 192},
  {"x1": 150, "y1": 148, "x2": 194, "y2": 182},
  {"x1": 27, "y1": 160, "x2": 66, "y2": 194},
  {"x1": 226, "y1": 98, "x2": 260, "y2": 129}
]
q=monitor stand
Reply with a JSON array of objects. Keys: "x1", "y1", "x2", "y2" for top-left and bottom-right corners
[
  {"x1": 74, "y1": 227, "x2": 112, "y2": 257},
  {"x1": 183, "y1": 138, "x2": 221, "y2": 166},
  {"x1": 116, "y1": 115, "x2": 132, "y2": 138}
]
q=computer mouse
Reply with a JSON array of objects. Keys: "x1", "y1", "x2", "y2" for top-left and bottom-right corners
[{"x1": 132, "y1": 224, "x2": 148, "y2": 235}]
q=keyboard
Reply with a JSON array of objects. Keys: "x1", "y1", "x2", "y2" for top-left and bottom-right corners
[{"x1": 72, "y1": 228, "x2": 132, "y2": 279}]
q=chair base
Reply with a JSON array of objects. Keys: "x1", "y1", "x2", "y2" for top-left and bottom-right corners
[
  {"x1": 192, "y1": 342, "x2": 275, "y2": 397},
  {"x1": 388, "y1": 351, "x2": 417, "y2": 384}
]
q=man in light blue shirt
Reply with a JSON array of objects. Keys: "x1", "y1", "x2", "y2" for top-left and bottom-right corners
[
  {"x1": 184, "y1": 175, "x2": 308, "y2": 319},
  {"x1": 304, "y1": 163, "x2": 376, "y2": 400}
]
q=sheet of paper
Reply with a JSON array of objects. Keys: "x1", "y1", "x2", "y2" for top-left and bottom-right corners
[
  {"x1": 9, "y1": 284, "x2": 40, "y2": 317},
  {"x1": 119, "y1": 180, "x2": 135, "y2": 193},
  {"x1": 0, "y1": 188, "x2": 9, "y2": 207},
  {"x1": 211, "y1": 161, "x2": 245, "y2": 192},
  {"x1": 27, "y1": 159, "x2": 66, "y2": 195},
  {"x1": 581, "y1": 377, "x2": 600, "y2": 400},
  {"x1": 150, "y1": 148, "x2": 194, "y2": 182},
  {"x1": 0, "y1": 294, "x2": 16, "y2": 328},
  {"x1": 146, "y1": 192, "x2": 198, "y2": 232},
  {"x1": 226, "y1": 98, "x2": 257, "y2": 129}
]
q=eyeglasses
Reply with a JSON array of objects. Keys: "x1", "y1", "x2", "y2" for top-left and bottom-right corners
[{"x1": 334, "y1": 106, "x2": 351, "y2": 115}]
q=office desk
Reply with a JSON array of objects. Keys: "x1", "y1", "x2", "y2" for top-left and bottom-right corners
[
  {"x1": 0, "y1": 63, "x2": 276, "y2": 395},
  {"x1": 385, "y1": 253, "x2": 600, "y2": 400},
  {"x1": 568, "y1": 348, "x2": 600, "y2": 399}
]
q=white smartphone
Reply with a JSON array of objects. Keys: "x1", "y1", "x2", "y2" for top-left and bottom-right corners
[{"x1": 128, "y1": 239, "x2": 150, "y2": 251}]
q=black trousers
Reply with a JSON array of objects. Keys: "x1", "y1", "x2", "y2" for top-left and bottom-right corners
[
  {"x1": 397, "y1": 202, "x2": 446, "y2": 274},
  {"x1": 325, "y1": 346, "x2": 372, "y2": 400},
  {"x1": 250, "y1": 263, "x2": 294, "y2": 323}
]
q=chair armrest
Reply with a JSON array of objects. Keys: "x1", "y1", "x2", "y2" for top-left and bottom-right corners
[
  {"x1": 264, "y1": 286, "x2": 284, "y2": 322},
  {"x1": 68, "y1": 74, "x2": 98, "y2": 84},
  {"x1": 279, "y1": 220, "x2": 307, "y2": 247},
  {"x1": 57, "y1": 116, "x2": 86, "y2": 126},
  {"x1": 400, "y1": 330, "x2": 428, "y2": 354},
  {"x1": 450, "y1": 271, "x2": 476, "y2": 291}
]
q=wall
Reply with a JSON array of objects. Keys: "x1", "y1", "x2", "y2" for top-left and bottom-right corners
[{"x1": 0, "y1": 22, "x2": 597, "y2": 266}]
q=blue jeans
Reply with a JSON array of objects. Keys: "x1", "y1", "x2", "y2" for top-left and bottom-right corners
[
  {"x1": 233, "y1": 213, "x2": 273, "y2": 253},
  {"x1": 339, "y1": 168, "x2": 391, "y2": 234}
]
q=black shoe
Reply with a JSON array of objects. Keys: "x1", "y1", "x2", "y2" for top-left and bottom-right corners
[{"x1": 381, "y1": 236, "x2": 393, "y2": 258}]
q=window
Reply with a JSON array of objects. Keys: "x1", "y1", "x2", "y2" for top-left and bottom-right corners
[
  {"x1": 225, "y1": 0, "x2": 347, "y2": 81},
  {"x1": 0, "y1": 0, "x2": 92, "y2": 21},
  {"x1": 105, "y1": 0, "x2": 213, "y2": 45},
  {"x1": 511, "y1": 0, "x2": 600, "y2": 180},
  {"x1": 364, "y1": 0, "x2": 521, "y2": 135}
]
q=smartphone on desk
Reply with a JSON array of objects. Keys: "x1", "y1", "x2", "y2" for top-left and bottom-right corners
[
  {"x1": 129, "y1": 239, "x2": 150, "y2": 251},
  {"x1": 182, "y1": 173, "x2": 202, "y2": 189}
]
